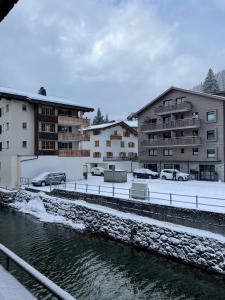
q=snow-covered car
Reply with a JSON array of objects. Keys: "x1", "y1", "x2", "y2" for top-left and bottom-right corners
[
  {"x1": 32, "y1": 171, "x2": 66, "y2": 186},
  {"x1": 91, "y1": 167, "x2": 105, "y2": 176},
  {"x1": 133, "y1": 168, "x2": 159, "y2": 179},
  {"x1": 160, "y1": 169, "x2": 190, "y2": 181}
]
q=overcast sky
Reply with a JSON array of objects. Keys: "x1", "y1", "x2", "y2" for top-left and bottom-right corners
[{"x1": 1, "y1": 0, "x2": 225, "y2": 119}]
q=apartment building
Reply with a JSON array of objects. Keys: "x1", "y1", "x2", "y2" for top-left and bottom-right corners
[
  {"x1": 135, "y1": 86, "x2": 225, "y2": 181},
  {"x1": 83, "y1": 121, "x2": 138, "y2": 172},
  {"x1": 0, "y1": 86, "x2": 94, "y2": 187}
]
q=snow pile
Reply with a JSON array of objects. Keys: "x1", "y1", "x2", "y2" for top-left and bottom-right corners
[{"x1": 12, "y1": 193, "x2": 85, "y2": 231}]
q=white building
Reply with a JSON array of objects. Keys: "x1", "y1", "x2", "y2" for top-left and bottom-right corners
[
  {"x1": 0, "y1": 86, "x2": 94, "y2": 187},
  {"x1": 83, "y1": 121, "x2": 138, "y2": 172}
]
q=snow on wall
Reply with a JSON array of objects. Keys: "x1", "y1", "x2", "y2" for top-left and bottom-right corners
[{"x1": 2, "y1": 189, "x2": 225, "y2": 276}]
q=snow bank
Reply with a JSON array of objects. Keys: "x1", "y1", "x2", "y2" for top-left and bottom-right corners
[{"x1": 12, "y1": 193, "x2": 85, "y2": 231}]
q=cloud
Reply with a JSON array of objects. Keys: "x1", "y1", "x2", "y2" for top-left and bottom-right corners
[{"x1": 0, "y1": 0, "x2": 223, "y2": 118}]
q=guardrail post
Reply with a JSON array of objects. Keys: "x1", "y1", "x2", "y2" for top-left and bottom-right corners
[
  {"x1": 112, "y1": 185, "x2": 115, "y2": 197},
  {"x1": 129, "y1": 188, "x2": 131, "y2": 199},
  {"x1": 196, "y1": 195, "x2": 198, "y2": 208},
  {"x1": 50, "y1": 182, "x2": 52, "y2": 192},
  {"x1": 170, "y1": 193, "x2": 172, "y2": 205},
  {"x1": 148, "y1": 189, "x2": 150, "y2": 202},
  {"x1": 74, "y1": 182, "x2": 76, "y2": 191},
  {"x1": 98, "y1": 185, "x2": 100, "y2": 195},
  {"x1": 86, "y1": 184, "x2": 88, "y2": 193},
  {"x1": 6, "y1": 256, "x2": 10, "y2": 271}
]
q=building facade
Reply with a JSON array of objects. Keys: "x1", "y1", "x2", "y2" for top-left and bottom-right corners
[
  {"x1": 135, "y1": 87, "x2": 225, "y2": 181},
  {"x1": 0, "y1": 87, "x2": 93, "y2": 187},
  {"x1": 83, "y1": 121, "x2": 138, "y2": 172}
]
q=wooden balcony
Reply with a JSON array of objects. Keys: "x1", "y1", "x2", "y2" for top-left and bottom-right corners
[
  {"x1": 110, "y1": 134, "x2": 122, "y2": 140},
  {"x1": 141, "y1": 118, "x2": 201, "y2": 132},
  {"x1": 155, "y1": 101, "x2": 192, "y2": 115},
  {"x1": 58, "y1": 149, "x2": 90, "y2": 157},
  {"x1": 58, "y1": 115, "x2": 90, "y2": 126},
  {"x1": 141, "y1": 136, "x2": 201, "y2": 148},
  {"x1": 58, "y1": 132, "x2": 90, "y2": 141}
]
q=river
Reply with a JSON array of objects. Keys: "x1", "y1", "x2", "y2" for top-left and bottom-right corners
[{"x1": 0, "y1": 207, "x2": 225, "y2": 300}]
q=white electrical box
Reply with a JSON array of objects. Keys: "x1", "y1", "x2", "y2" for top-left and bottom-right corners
[{"x1": 130, "y1": 181, "x2": 148, "y2": 199}]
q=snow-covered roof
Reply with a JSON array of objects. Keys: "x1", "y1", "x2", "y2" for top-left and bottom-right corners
[
  {"x1": 135, "y1": 86, "x2": 225, "y2": 116},
  {"x1": 0, "y1": 86, "x2": 94, "y2": 112},
  {"x1": 124, "y1": 120, "x2": 138, "y2": 128},
  {"x1": 84, "y1": 120, "x2": 137, "y2": 135}
]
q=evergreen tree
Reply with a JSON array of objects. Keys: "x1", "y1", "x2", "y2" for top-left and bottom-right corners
[
  {"x1": 202, "y1": 68, "x2": 219, "y2": 94},
  {"x1": 105, "y1": 114, "x2": 109, "y2": 123},
  {"x1": 93, "y1": 108, "x2": 105, "y2": 125}
]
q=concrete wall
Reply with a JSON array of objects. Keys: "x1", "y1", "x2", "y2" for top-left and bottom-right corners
[{"x1": 0, "y1": 155, "x2": 20, "y2": 188}]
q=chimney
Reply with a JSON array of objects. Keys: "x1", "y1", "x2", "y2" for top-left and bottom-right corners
[
  {"x1": 213, "y1": 91, "x2": 225, "y2": 97},
  {"x1": 38, "y1": 87, "x2": 47, "y2": 96}
]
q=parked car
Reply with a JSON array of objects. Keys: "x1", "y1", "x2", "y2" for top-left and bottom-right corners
[
  {"x1": 133, "y1": 168, "x2": 159, "y2": 179},
  {"x1": 160, "y1": 169, "x2": 190, "y2": 181},
  {"x1": 32, "y1": 171, "x2": 66, "y2": 186},
  {"x1": 91, "y1": 167, "x2": 105, "y2": 176}
]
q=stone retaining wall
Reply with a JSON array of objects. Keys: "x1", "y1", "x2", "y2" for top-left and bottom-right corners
[{"x1": 48, "y1": 189, "x2": 225, "y2": 235}]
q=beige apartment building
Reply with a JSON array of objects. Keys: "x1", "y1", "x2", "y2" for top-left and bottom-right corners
[
  {"x1": 135, "y1": 87, "x2": 225, "y2": 181},
  {"x1": 0, "y1": 86, "x2": 94, "y2": 187}
]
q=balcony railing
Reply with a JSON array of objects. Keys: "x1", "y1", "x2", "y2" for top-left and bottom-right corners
[
  {"x1": 155, "y1": 101, "x2": 192, "y2": 115},
  {"x1": 58, "y1": 116, "x2": 90, "y2": 126},
  {"x1": 141, "y1": 118, "x2": 201, "y2": 132},
  {"x1": 110, "y1": 134, "x2": 122, "y2": 140},
  {"x1": 38, "y1": 132, "x2": 58, "y2": 140},
  {"x1": 58, "y1": 132, "x2": 90, "y2": 141},
  {"x1": 103, "y1": 156, "x2": 138, "y2": 161},
  {"x1": 38, "y1": 114, "x2": 58, "y2": 123},
  {"x1": 58, "y1": 149, "x2": 90, "y2": 157},
  {"x1": 141, "y1": 136, "x2": 201, "y2": 147}
]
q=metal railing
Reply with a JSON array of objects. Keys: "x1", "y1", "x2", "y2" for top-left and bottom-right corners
[
  {"x1": 141, "y1": 118, "x2": 201, "y2": 132},
  {"x1": 141, "y1": 136, "x2": 202, "y2": 147},
  {"x1": 155, "y1": 101, "x2": 192, "y2": 115},
  {"x1": 0, "y1": 243, "x2": 75, "y2": 300},
  {"x1": 20, "y1": 178, "x2": 225, "y2": 211},
  {"x1": 103, "y1": 156, "x2": 138, "y2": 162}
]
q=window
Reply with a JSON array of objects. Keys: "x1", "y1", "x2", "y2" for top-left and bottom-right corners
[
  {"x1": 207, "y1": 149, "x2": 216, "y2": 158},
  {"x1": 128, "y1": 142, "x2": 135, "y2": 148},
  {"x1": 163, "y1": 132, "x2": 171, "y2": 140},
  {"x1": 120, "y1": 141, "x2": 125, "y2": 147},
  {"x1": 192, "y1": 130, "x2": 198, "y2": 136},
  {"x1": 193, "y1": 148, "x2": 198, "y2": 156},
  {"x1": 58, "y1": 142, "x2": 72, "y2": 149},
  {"x1": 41, "y1": 106, "x2": 55, "y2": 115},
  {"x1": 22, "y1": 122, "x2": 27, "y2": 129},
  {"x1": 207, "y1": 111, "x2": 216, "y2": 122},
  {"x1": 6, "y1": 141, "x2": 9, "y2": 149},
  {"x1": 22, "y1": 141, "x2": 27, "y2": 148},
  {"x1": 6, "y1": 104, "x2": 9, "y2": 112},
  {"x1": 119, "y1": 152, "x2": 126, "y2": 158},
  {"x1": 149, "y1": 149, "x2": 157, "y2": 156},
  {"x1": 0, "y1": 125, "x2": 2, "y2": 134},
  {"x1": 106, "y1": 140, "x2": 111, "y2": 147},
  {"x1": 0, "y1": 108, "x2": 2, "y2": 117},
  {"x1": 148, "y1": 134, "x2": 157, "y2": 141},
  {"x1": 93, "y1": 130, "x2": 100, "y2": 135},
  {"x1": 22, "y1": 104, "x2": 27, "y2": 111},
  {"x1": 163, "y1": 99, "x2": 172, "y2": 106},
  {"x1": 106, "y1": 152, "x2": 113, "y2": 158},
  {"x1": 114, "y1": 130, "x2": 118, "y2": 135},
  {"x1": 128, "y1": 152, "x2": 135, "y2": 158},
  {"x1": 0, "y1": 142, "x2": 2, "y2": 151},
  {"x1": 207, "y1": 130, "x2": 215, "y2": 140},
  {"x1": 123, "y1": 131, "x2": 130, "y2": 137},
  {"x1": 181, "y1": 148, "x2": 184, "y2": 154},
  {"x1": 41, "y1": 141, "x2": 56, "y2": 150},
  {"x1": 163, "y1": 116, "x2": 171, "y2": 124},
  {"x1": 95, "y1": 140, "x2": 100, "y2": 147},
  {"x1": 163, "y1": 149, "x2": 173, "y2": 156},
  {"x1": 164, "y1": 163, "x2": 173, "y2": 169},
  {"x1": 93, "y1": 152, "x2": 101, "y2": 158},
  {"x1": 41, "y1": 123, "x2": 55, "y2": 132},
  {"x1": 175, "y1": 96, "x2": 186, "y2": 104},
  {"x1": 6, "y1": 122, "x2": 9, "y2": 131}
]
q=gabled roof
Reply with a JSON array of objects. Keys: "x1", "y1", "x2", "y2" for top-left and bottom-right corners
[
  {"x1": 134, "y1": 86, "x2": 225, "y2": 116},
  {"x1": 0, "y1": 86, "x2": 94, "y2": 112},
  {"x1": 84, "y1": 121, "x2": 138, "y2": 136}
]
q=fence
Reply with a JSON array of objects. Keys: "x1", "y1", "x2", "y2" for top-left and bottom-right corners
[
  {"x1": 20, "y1": 178, "x2": 225, "y2": 212},
  {"x1": 0, "y1": 243, "x2": 75, "y2": 300}
]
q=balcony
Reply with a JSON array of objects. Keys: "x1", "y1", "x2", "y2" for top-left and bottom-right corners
[
  {"x1": 38, "y1": 114, "x2": 58, "y2": 123},
  {"x1": 38, "y1": 132, "x2": 58, "y2": 140},
  {"x1": 155, "y1": 101, "x2": 192, "y2": 115},
  {"x1": 58, "y1": 149, "x2": 90, "y2": 157},
  {"x1": 141, "y1": 136, "x2": 201, "y2": 148},
  {"x1": 103, "y1": 156, "x2": 138, "y2": 162},
  {"x1": 58, "y1": 115, "x2": 90, "y2": 126},
  {"x1": 110, "y1": 134, "x2": 122, "y2": 140},
  {"x1": 141, "y1": 118, "x2": 201, "y2": 132},
  {"x1": 58, "y1": 132, "x2": 90, "y2": 141}
]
